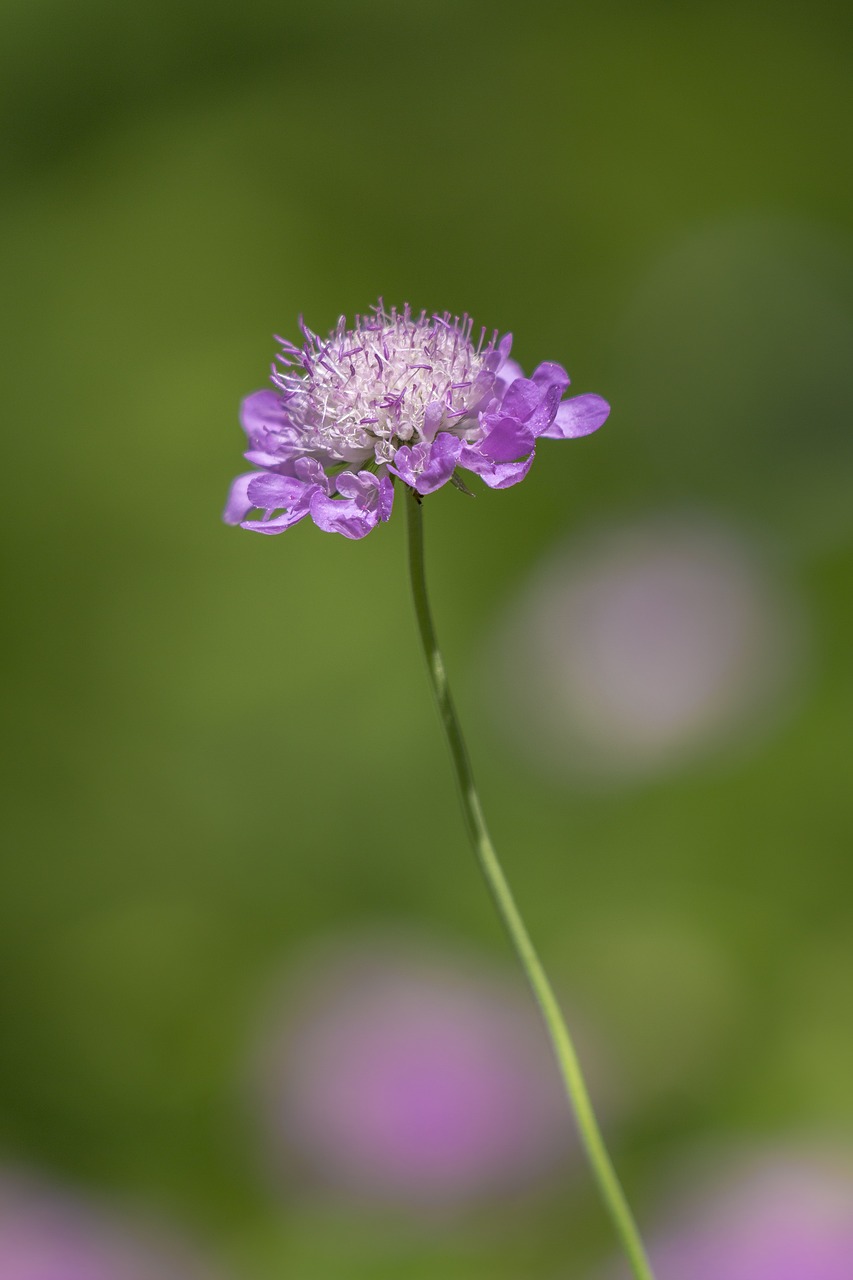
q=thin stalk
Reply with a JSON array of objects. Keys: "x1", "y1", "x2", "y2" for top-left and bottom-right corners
[{"x1": 404, "y1": 486, "x2": 656, "y2": 1280}]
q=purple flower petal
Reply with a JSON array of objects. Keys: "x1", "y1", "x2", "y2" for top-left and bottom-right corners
[
  {"x1": 495, "y1": 358, "x2": 525, "y2": 394},
  {"x1": 377, "y1": 474, "x2": 394, "y2": 522},
  {"x1": 335, "y1": 471, "x2": 376, "y2": 501},
  {"x1": 418, "y1": 434, "x2": 464, "y2": 492},
  {"x1": 467, "y1": 368, "x2": 498, "y2": 415},
  {"x1": 309, "y1": 471, "x2": 393, "y2": 539},
  {"x1": 387, "y1": 443, "x2": 428, "y2": 489},
  {"x1": 500, "y1": 378, "x2": 541, "y2": 423},
  {"x1": 240, "y1": 389, "x2": 290, "y2": 442},
  {"x1": 460, "y1": 447, "x2": 535, "y2": 490},
  {"x1": 422, "y1": 402, "x2": 445, "y2": 442},
  {"x1": 294, "y1": 457, "x2": 331, "y2": 490},
  {"x1": 235, "y1": 472, "x2": 318, "y2": 534},
  {"x1": 222, "y1": 472, "x2": 257, "y2": 524},
  {"x1": 247, "y1": 472, "x2": 312, "y2": 515},
  {"x1": 389, "y1": 434, "x2": 463, "y2": 495},
  {"x1": 241, "y1": 509, "x2": 310, "y2": 534},
  {"x1": 541, "y1": 393, "x2": 611, "y2": 439},
  {"x1": 478, "y1": 417, "x2": 536, "y2": 463},
  {"x1": 526, "y1": 383, "x2": 563, "y2": 436},
  {"x1": 309, "y1": 493, "x2": 378, "y2": 539},
  {"x1": 243, "y1": 450, "x2": 297, "y2": 469},
  {"x1": 530, "y1": 361, "x2": 571, "y2": 394}
]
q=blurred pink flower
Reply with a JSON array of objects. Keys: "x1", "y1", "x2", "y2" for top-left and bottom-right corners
[
  {"x1": 250, "y1": 935, "x2": 580, "y2": 1210},
  {"x1": 602, "y1": 1149, "x2": 853, "y2": 1280},
  {"x1": 489, "y1": 513, "x2": 805, "y2": 780},
  {"x1": 0, "y1": 1171, "x2": 222, "y2": 1280}
]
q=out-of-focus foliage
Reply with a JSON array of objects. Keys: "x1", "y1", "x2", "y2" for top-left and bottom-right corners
[{"x1": 1, "y1": 1, "x2": 852, "y2": 1277}]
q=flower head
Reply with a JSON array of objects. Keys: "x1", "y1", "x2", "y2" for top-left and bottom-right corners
[{"x1": 224, "y1": 302, "x2": 609, "y2": 538}]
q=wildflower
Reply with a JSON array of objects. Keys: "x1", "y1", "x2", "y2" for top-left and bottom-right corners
[
  {"x1": 224, "y1": 303, "x2": 609, "y2": 539},
  {"x1": 0, "y1": 1170, "x2": 224, "y2": 1280},
  {"x1": 489, "y1": 514, "x2": 804, "y2": 780},
  {"x1": 250, "y1": 936, "x2": 577, "y2": 1209},
  {"x1": 605, "y1": 1150, "x2": 853, "y2": 1280}
]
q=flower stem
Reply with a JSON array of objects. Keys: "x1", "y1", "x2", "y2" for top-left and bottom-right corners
[{"x1": 404, "y1": 486, "x2": 656, "y2": 1280}]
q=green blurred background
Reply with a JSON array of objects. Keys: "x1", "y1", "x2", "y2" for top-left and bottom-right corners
[{"x1": 1, "y1": 0, "x2": 852, "y2": 1275}]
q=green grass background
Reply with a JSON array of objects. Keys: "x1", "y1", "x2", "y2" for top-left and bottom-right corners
[{"x1": 1, "y1": 0, "x2": 852, "y2": 1275}]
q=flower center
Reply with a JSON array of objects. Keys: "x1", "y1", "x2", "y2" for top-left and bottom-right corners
[{"x1": 272, "y1": 305, "x2": 498, "y2": 464}]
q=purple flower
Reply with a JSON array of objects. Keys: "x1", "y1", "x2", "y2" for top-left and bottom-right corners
[
  {"x1": 250, "y1": 936, "x2": 577, "y2": 1210},
  {"x1": 224, "y1": 303, "x2": 609, "y2": 538},
  {"x1": 0, "y1": 1171, "x2": 224, "y2": 1280},
  {"x1": 488, "y1": 513, "x2": 805, "y2": 781},
  {"x1": 600, "y1": 1150, "x2": 853, "y2": 1280}
]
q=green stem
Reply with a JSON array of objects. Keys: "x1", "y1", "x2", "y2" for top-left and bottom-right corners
[{"x1": 404, "y1": 486, "x2": 656, "y2": 1280}]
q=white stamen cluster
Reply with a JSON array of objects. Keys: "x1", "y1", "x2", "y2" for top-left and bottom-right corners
[{"x1": 272, "y1": 303, "x2": 498, "y2": 463}]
